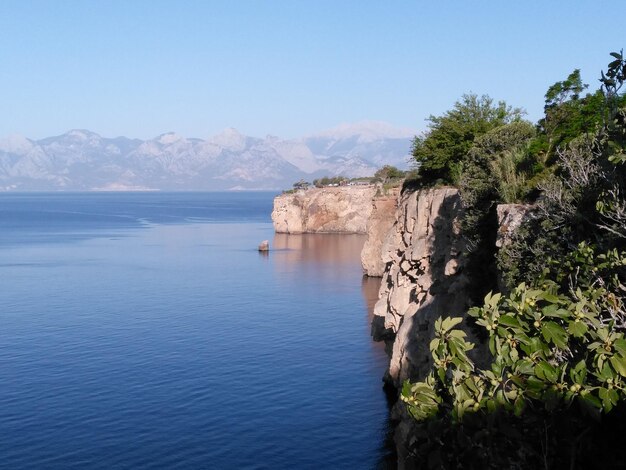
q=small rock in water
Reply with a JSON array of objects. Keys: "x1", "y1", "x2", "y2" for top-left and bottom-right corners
[{"x1": 258, "y1": 240, "x2": 270, "y2": 251}]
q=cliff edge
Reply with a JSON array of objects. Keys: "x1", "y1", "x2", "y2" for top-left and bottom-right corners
[{"x1": 272, "y1": 186, "x2": 378, "y2": 234}]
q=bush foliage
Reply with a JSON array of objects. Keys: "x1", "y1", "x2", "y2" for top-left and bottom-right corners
[
  {"x1": 412, "y1": 94, "x2": 523, "y2": 186},
  {"x1": 399, "y1": 50, "x2": 626, "y2": 467}
]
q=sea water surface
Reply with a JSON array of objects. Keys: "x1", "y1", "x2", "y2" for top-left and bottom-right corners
[{"x1": 0, "y1": 192, "x2": 393, "y2": 469}]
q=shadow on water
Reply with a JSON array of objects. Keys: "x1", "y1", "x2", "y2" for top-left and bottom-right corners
[
  {"x1": 362, "y1": 275, "x2": 399, "y2": 469},
  {"x1": 270, "y1": 232, "x2": 398, "y2": 468}
]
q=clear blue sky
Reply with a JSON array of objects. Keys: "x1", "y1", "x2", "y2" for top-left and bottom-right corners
[{"x1": 0, "y1": 0, "x2": 623, "y2": 140}]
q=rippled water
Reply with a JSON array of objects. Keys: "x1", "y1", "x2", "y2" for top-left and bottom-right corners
[{"x1": 0, "y1": 192, "x2": 393, "y2": 469}]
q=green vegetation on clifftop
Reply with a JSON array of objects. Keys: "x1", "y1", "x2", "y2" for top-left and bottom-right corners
[{"x1": 399, "y1": 50, "x2": 626, "y2": 468}]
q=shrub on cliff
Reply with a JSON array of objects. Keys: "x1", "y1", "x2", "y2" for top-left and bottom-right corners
[
  {"x1": 400, "y1": 243, "x2": 626, "y2": 468},
  {"x1": 312, "y1": 176, "x2": 348, "y2": 187},
  {"x1": 373, "y1": 165, "x2": 405, "y2": 184},
  {"x1": 498, "y1": 52, "x2": 626, "y2": 290},
  {"x1": 412, "y1": 94, "x2": 524, "y2": 186}
]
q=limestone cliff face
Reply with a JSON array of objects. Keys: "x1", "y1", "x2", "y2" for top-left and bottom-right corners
[
  {"x1": 272, "y1": 186, "x2": 378, "y2": 234},
  {"x1": 360, "y1": 187, "x2": 401, "y2": 276},
  {"x1": 370, "y1": 187, "x2": 473, "y2": 388},
  {"x1": 364, "y1": 191, "x2": 532, "y2": 468}
]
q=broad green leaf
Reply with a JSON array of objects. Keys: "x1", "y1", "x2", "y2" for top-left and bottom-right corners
[
  {"x1": 495, "y1": 389, "x2": 506, "y2": 406},
  {"x1": 515, "y1": 332, "x2": 531, "y2": 345},
  {"x1": 486, "y1": 292, "x2": 502, "y2": 308},
  {"x1": 597, "y1": 363, "x2": 615, "y2": 382},
  {"x1": 568, "y1": 320, "x2": 588, "y2": 338},
  {"x1": 541, "y1": 321, "x2": 569, "y2": 349},
  {"x1": 498, "y1": 315, "x2": 520, "y2": 327},
  {"x1": 569, "y1": 360, "x2": 587, "y2": 384},
  {"x1": 515, "y1": 359, "x2": 535, "y2": 375},
  {"x1": 587, "y1": 341, "x2": 603, "y2": 351},
  {"x1": 442, "y1": 316, "x2": 463, "y2": 332},
  {"x1": 535, "y1": 361, "x2": 558, "y2": 383},
  {"x1": 482, "y1": 370, "x2": 496, "y2": 381},
  {"x1": 448, "y1": 329, "x2": 467, "y2": 339},
  {"x1": 509, "y1": 375, "x2": 525, "y2": 387},
  {"x1": 539, "y1": 293, "x2": 562, "y2": 304},
  {"x1": 599, "y1": 387, "x2": 617, "y2": 412},
  {"x1": 401, "y1": 381, "x2": 413, "y2": 398},
  {"x1": 610, "y1": 354, "x2": 626, "y2": 377},
  {"x1": 614, "y1": 338, "x2": 626, "y2": 357},
  {"x1": 465, "y1": 377, "x2": 479, "y2": 394},
  {"x1": 468, "y1": 306, "x2": 481, "y2": 318}
]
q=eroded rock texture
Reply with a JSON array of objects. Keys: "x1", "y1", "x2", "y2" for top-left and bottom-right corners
[
  {"x1": 271, "y1": 186, "x2": 378, "y2": 234},
  {"x1": 360, "y1": 187, "x2": 401, "y2": 277},
  {"x1": 371, "y1": 187, "x2": 473, "y2": 388},
  {"x1": 496, "y1": 203, "x2": 533, "y2": 248}
]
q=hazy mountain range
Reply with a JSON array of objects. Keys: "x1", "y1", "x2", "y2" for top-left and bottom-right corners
[{"x1": 0, "y1": 121, "x2": 416, "y2": 191}]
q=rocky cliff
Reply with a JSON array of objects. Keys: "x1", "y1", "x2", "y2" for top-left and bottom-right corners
[
  {"x1": 362, "y1": 187, "x2": 531, "y2": 468},
  {"x1": 369, "y1": 187, "x2": 475, "y2": 387},
  {"x1": 271, "y1": 185, "x2": 378, "y2": 234},
  {"x1": 360, "y1": 187, "x2": 400, "y2": 276}
]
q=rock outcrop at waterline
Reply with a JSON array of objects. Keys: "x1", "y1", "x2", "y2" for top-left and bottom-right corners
[{"x1": 272, "y1": 186, "x2": 378, "y2": 234}]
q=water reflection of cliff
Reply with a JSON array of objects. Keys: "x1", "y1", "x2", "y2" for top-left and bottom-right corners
[
  {"x1": 272, "y1": 232, "x2": 388, "y2": 358},
  {"x1": 271, "y1": 232, "x2": 385, "y2": 356},
  {"x1": 272, "y1": 233, "x2": 366, "y2": 265},
  {"x1": 271, "y1": 232, "x2": 396, "y2": 467}
]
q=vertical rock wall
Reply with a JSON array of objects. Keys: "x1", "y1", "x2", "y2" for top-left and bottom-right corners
[
  {"x1": 360, "y1": 187, "x2": 401, "y2": 277},
  {"x1": 370, "y1": 187, "x2": 473, "y2": 388},
  {"x1": 364, "y1": 189, "x2": 533, "y2": 469}
]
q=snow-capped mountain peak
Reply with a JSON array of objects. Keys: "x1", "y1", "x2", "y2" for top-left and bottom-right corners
[
  {"x1": 308, "y1": 120, "x2": 417, "y2": 143},
  {"x1": 0, "y1": 122, "x2": 414, "y2": 191},
  {"x1": 210, "y1": 128, "x2": 248, "y2": 150},
  {"x1": 157, "y1": 132, "x2": 185, "y2": 145}
]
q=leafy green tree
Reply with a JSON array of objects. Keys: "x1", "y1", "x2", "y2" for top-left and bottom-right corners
[
  {"x1": 412, "y1": 94, "x2": 523, "y2": 185},
  {"x1": 398, "y1": 50, "x2": 626, "y2": 469},
  {"x1": 374, "y1": 165, "x2": 405, "y2": 183},
  {"x1": 292, "y1": 179, "x2": 310, "y2": 190},
  {"x1": 535, "y1": 69, "x2": 606, "y2": 161},
  {"x1": 312, "y1": 175, "x2": 347, "y2": 187},
  {"x1": 600, "y1": 50, "x2": 626, "y2": 121},
  {"x1": 499, "y1": 52, "x2": 626, "y2": 290},
  {"x1": 456, "y1": 121, "x2": 537, "y2": 303}
]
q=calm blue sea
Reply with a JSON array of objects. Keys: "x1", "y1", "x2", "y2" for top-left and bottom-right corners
[{"x1": 0, "y1": 192, "x2": 393, "y2": 469}]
